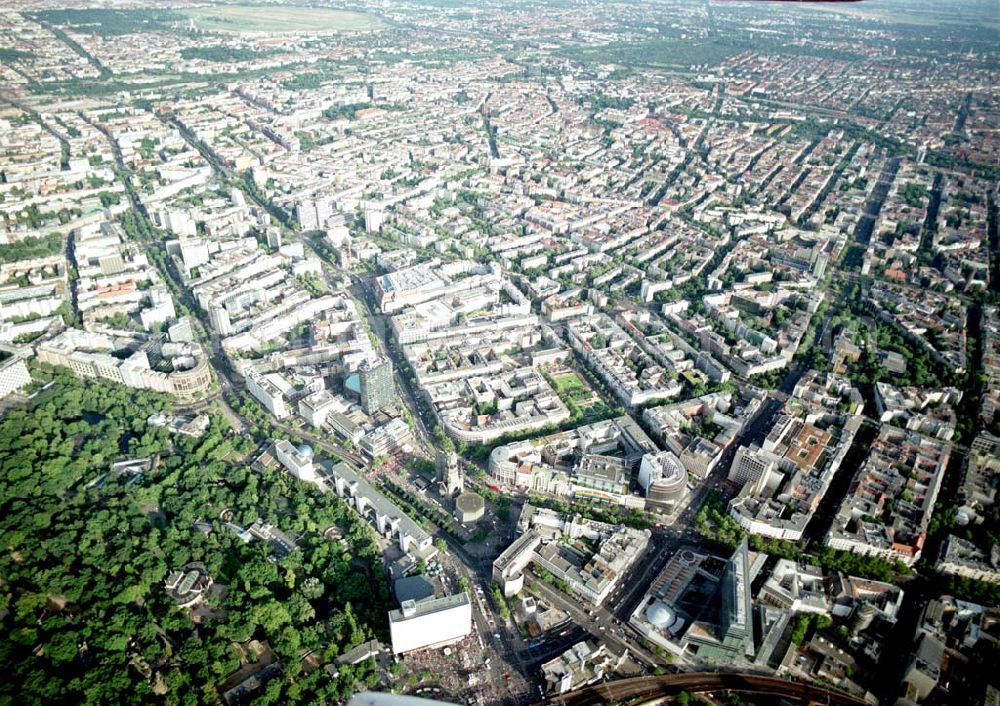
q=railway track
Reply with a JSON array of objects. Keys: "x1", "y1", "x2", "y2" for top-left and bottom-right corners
[{"x1": 536, "y1": 672, "x2": 868, "y2": 706}]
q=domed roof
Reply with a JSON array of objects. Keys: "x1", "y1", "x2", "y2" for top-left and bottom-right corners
[
  {"x1": 645, "y1": 601, "x2": 675, "y2": 629},
  {"x1": 297, "y1": 444, "x2": 314, "y2": 459}
]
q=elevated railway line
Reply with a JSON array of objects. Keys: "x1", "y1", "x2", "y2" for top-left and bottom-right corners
[{"x1": 536, "y1": 672, "x2": 868, "y2": 706}]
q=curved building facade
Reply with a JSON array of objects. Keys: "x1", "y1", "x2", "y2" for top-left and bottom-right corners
[
  {"x1": 169, "y1": 356, "x2": 213, "y2": 399},
  {"x1": 36, "y1": 328, "x2": 213, "y2": 400},
  {"x1": 638, "y1": 451, "x2": 688, "y2": 512}
]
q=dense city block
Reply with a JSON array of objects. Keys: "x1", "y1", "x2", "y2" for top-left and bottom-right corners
[{"x1": 0, "y1": 1, "x2": 997, "y2": 706}]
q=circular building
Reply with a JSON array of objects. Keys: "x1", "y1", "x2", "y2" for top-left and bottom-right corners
[
  {"x1": 638, "y1": 451, "x2": 689, "y2": 511},
  {"x1": 297, "y1": 444, "x2": 314, "y2": 459},
  {"x1": 454, "y1": 491, "x2": 485, "y2": 524}
]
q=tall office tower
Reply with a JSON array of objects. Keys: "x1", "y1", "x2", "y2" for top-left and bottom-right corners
[
  {"x1": 315, "y1": 198, "x2": 333, "y2": 227},
  {"x1": 359, "y1": 357, "x2": 395, "y2": 415},
  {"x1": 727, "y1": 446, "x2": 777, "y2": 486},
  {"x1": 298, "y1": 198, "x2": 332, "y2": 231},
  {"x1": 720, "y1": 538, "x2": 755, "y2": 660},
  {"x1": 296, "y1": 200, "x2": 319, "y2": 231},
  {"x1": 437, "y1": 449, "x2": 462, "y2": 496},
  {"x1": 207, "y1": 305, "x2": 233, "y2": 336},
  {"x1": 365, "y1": 206, "x2": 385, "y2": 233}
]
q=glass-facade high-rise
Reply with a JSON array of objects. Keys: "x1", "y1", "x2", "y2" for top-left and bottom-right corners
[{"x1": 359, "y1": 357, "x2": 395, "y2": 415}]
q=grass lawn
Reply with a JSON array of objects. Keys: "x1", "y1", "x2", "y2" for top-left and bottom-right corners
[
  {"x1": 180, "y1": 5, "x2": 384, "y2": 33},
  {"x1": 552, "y1": 372, "x2": 596, "y2": 405}
]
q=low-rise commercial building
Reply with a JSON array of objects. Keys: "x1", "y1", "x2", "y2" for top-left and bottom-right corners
[
  {"x1": 245, "y1": 367, "x2": 292, "y2": 419},
  {"x1": 489, "y1": 415, "x2": 656, "y2": 508},
  {"x1": 359, "y1": 417, "x2": 413, "y2": 458},
  {"x1": 274, "y1": 440, "x2": 316, "y2": 482},
  {"x1": 492, "y1": 505, "x2": 650, "y2": 605},
  {"x1": 320, "y1": 461, "x2": 434, "y2": 556},
  {"x1": 541, "y1": 641, "x2": 627, "y2": 695}
]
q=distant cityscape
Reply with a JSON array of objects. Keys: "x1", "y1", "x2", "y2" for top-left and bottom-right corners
[{"x1": 0, "y1": 1, "x2": 997, "y2": 706}]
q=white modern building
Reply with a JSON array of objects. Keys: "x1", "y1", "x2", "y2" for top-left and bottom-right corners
[
  {"x1": 320, "y1": 462, "x2": 434, "y2": 555},
  {"x1": 0, "y1": 356, "x2": 31, "y2": 399},
  {"x1": 275, "y1": 440, "x2": 316, "y2": 482},
  {"x1": 388, "y1": 593, "x2": 472, "y2": 655},
  {"x1": 298, "y1": 389, "x2": 338, "y2": 428},
  {"x1": 245, "y1": 367, "x2": 291, "y2": 419},
  {"x1": 359, "y1": 417, "x2": 413, "y2": 458}
]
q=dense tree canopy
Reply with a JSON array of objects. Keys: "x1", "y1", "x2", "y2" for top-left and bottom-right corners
[{"x1": 0, "y1": 369, "x2": 391, "y2": 705}]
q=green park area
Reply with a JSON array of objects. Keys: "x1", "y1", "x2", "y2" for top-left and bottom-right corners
[
  {"x1": 180, "y1": 5, "x2": 385, "y2": 33},
  {"x1": 551, "y1": 371, "x2": 594, "y2": 406},
  {"x1": 0, "y1": 367, "x2": 390, "y2": 704}
]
